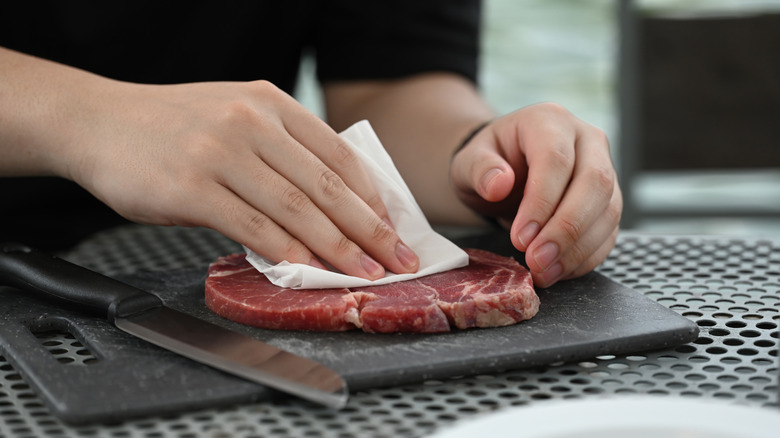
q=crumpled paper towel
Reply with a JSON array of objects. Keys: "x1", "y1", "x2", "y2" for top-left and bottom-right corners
[{"x1": 244, "y1": 120, "x2": 468, "y2": 289}]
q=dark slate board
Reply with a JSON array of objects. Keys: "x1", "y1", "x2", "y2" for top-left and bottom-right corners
[{"x1": 0, "y1": 233, "x2": 698, "y2": 424}]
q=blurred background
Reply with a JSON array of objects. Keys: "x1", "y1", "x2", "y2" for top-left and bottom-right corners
[{"x1": 297, "y1": 0, "x2": 780, "y2": 238}]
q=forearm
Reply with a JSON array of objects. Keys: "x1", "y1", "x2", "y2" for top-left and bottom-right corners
[
  {"x1": 0, "y1": 47, "x2": 111, "y2": 178},
  {"x1": 324, "y1": 73, "x2": 494, "y2": 225}
]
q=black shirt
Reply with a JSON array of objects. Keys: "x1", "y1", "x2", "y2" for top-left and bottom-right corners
[{"x1": 0, "y1": 0, "x2": 481, "y2": 250}]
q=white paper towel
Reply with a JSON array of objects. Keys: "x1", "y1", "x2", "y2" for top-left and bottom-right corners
[{"x1": 244, "y1": 120, "x2": 469, "y2": 289}]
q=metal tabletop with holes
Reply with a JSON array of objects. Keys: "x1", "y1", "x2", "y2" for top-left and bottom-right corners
[{"x1": 1, "y1": 226, "x2": 778, "y2": 438}]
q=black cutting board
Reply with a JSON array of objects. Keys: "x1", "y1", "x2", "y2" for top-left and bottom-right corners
[{"x1": 0, "y1": 233, "x2": 699, "y2": 424}]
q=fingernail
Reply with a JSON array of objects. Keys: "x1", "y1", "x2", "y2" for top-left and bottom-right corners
[
  {"x1": 518, "y1": 221, "x2": 540, "y2": 249},
  {"x1": 360, "y1": 253, "x2": 385, "y2": 279},
  {"x1": 479, "y1": 168, "x2": 503, "y2": 195},
  {"x1": 543, "y1": 262, "x2": 564, "y2": 284},
  {"x1": 396, "y1": 242, "x2": 419, "y2": 271},
  {"x1": 534, "y1": 242, "x2": 559, "y2": 271}
]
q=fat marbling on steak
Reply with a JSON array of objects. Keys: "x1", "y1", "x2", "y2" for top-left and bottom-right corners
[{"x1": 205, "y1": 248, "x2": 539, "y2": 333}]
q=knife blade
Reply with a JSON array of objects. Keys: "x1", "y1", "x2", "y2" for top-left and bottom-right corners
[{"x1": 0, "y1": 242, "x2": 348, "y2": 409}]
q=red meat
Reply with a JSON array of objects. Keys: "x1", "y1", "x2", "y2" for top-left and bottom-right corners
[{"x1": 205, "y1": 248, "x2": 539, "y2": 333}]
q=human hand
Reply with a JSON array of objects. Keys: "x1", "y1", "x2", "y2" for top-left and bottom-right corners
[
  {"x1": 450, "y1": 102, "x2": 622, "y2": 287},
  {"x1": 65, "y1": 80, "x2": 419, "y2": 280}
]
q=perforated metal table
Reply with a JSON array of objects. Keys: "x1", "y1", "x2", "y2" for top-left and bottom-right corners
[{"x1": 1, "y1": 226, "x2": 778, "y2": 438}]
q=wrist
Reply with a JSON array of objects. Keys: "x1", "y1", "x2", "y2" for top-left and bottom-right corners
[
  {"x1": 55, "y1": 73, "x2": 131, "y2": 183},
  {"x1": 452, "y1": 120, "x2": 491, "y2": 160}
]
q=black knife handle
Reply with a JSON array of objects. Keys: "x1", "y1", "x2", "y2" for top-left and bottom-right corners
[{"x1": 0, "y1": 243, "x2": 162, "y2": 322}]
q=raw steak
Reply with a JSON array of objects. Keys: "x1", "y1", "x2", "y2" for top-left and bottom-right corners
[{"x1": 205, "y1": 248, "x2": 539, "y2": 333}]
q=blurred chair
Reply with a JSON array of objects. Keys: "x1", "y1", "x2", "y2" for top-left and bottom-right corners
[{"x1": 617, "y1": 0, "x2": 780, "y2": 229}]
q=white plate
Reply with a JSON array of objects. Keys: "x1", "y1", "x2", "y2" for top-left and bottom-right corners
[{"x1": 429, "y1": 396, "x2": 780, "y2": 438}]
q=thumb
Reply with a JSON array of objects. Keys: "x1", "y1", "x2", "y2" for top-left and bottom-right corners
[{"x1": 452, "y1": 138, "x2": 515, "y2": 204}]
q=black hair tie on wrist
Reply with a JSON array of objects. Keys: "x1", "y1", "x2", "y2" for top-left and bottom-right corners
[
  {"x1": 452, "y1": 121, "x2": 490, "y2": 158},
  {"x1": 451, "y1": 120, "x2": 501, "y2": 228}
]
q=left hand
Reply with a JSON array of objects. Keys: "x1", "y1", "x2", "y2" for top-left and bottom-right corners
[{"x1": 450, "y1": 102, "x2": 622, "y2": 287}]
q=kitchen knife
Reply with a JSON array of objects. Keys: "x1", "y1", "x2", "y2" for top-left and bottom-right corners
[{"x1": 0, "y1": 243, "x2": 348, "y2": 409}]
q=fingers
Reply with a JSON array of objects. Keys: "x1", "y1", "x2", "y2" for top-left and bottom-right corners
[
  {"x1": 508, "y1": 104, "x2": 580, "y2": 252},
  {"x1": 280, "y1": 102, "x2": 392, "y2": 222},
  {"x1": 529, "y1": 205, "x2": 620, "y2": 287},
  {"x1": 451, "y1": 132, "x2": 513, "y2": 202},
  {"x1": 225, "y1": 133, "x2": 419, "y2": 279},
  {"x1": 517, "y1": 115, "x2": 622, "y2": 288},
  {"x1": 563, "y1": 223, "x2": 620, "y2": 281},
  {"x1": 450, "y1": 124, "x2": 522, "y2": 220},
  {"x1": 196, "y1": 185, "x2": 328, "y2": 271},
  {"x1": 219, "y1": 85, "x2": 419, "y2": 279}
]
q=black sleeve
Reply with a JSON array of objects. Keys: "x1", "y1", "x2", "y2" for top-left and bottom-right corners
[{"x1": 313, "y1": 0, "x2": 481, "y2": 84}]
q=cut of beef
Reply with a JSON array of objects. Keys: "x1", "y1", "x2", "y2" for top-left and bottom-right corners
[
  {"x1": 204, "y1": 254, "x2": 358, "y2": 331},
  {"x1": 205, "y1": 248, "x2": 539, "y2": 333}
]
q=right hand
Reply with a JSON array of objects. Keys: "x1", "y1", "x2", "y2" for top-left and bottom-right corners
[
  {"x1": 449, "y1": 103, "x2": 621, "y2": 287},
  {"x1": 64, "y1": 79, "x2": 420, "y2": 279}
]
